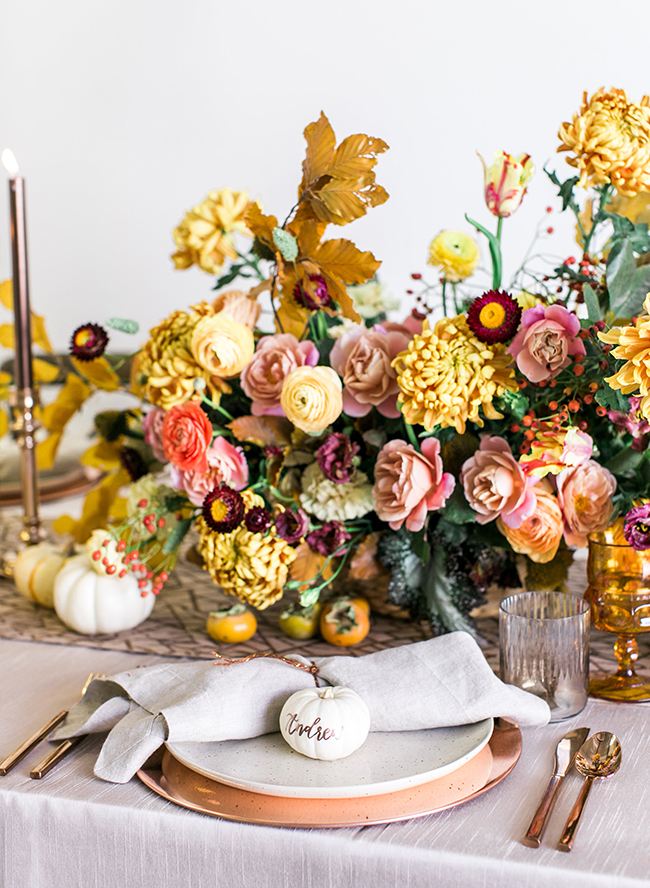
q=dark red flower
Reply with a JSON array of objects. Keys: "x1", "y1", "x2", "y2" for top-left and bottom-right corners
[
  {"x1": 275, "y1": 507, "x2": 309, "y2": 544},
  {"x1": 316, "y1": 433, "x2": 359, "y2": 484},
  {"x1": 306, "y1": 521, "x2": 351, "y2": 557},
  {"x1": 624, "y1": 504, "x2": 650, "y2": 550},
  {"x1": 119, "y1": 446, "x2": 148, "y2": 482},
  {"x1": 244, "y1": 506, "x2": 272, "y2": 534},
  {"x1": 466, "y1": 290, "x2": 521, "y2": 344},
  {"x1": 70, "y1": 323, "x2": 109, "y2": 361},
  {"x1": 293, "y1": 275, "x2": 332, "y2": 311},
  {"x1": 202, "y1": 485, "x2": 245, "y2": 533}
]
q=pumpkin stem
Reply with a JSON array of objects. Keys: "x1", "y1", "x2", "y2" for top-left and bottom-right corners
[{"x1": 319, "y1": 687, "x2": 336, "y2": 699}]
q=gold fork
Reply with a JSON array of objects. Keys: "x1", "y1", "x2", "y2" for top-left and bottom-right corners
[
  {"x1": 30, "y1": 674, "x2": 107, "y2": 779},
  {"x1": 0, "y1": 673, "x2": 102, "y2": 776}
]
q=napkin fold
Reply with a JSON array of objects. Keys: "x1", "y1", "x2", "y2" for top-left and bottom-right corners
[{"x1": 53, "y1": 632, "x2": 550, "y2": 783}]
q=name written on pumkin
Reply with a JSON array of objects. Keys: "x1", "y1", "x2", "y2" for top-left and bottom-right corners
[{"x1": 285, "y1": 713, "x2": 343, "y2": 742}]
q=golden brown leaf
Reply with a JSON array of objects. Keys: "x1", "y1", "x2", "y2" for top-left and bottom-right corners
[
  {"x1": 299, "y1": 112, "x2": 336, "y2": 194},
  {"x1": 348, "y1": 532, "x2": 384, "y2": 580},
  {"x1": 32, "y1": 358, "x2": 60, "y2": 383},
  {"x1": 0, "y1": 406, "x2": 8, "y2": 439},
  {"x1": 245, "y1": 203, "x2": 279, "y2": 255},
  {"x1": 227, "y1": 415, "x2": 293, "y2": 448},
  {"x1": 80, "y1": 439, "x2": 124, "y2": 470},
  {"x1": 289, "y1": 540, "x2": 334, "y2": 593},
  {"x1": 327, "y1": 133, "x2": 389, "y2": 180},
  {"x1": 41, "y1": 373, "x2": 91, "y2": 432},
  {"x1": 0, "y1": 324, "x2": 14, "y2": 348},
  {"x1": 0, "y1": 280, "x2": 12, "y2": 310},
  {"x1": 53, "y1": 468, "x2": 131, "y2": 543},
  {"x1": 315, "y1": 238, "x2": 381, "y2": 285},
  {"x1": 36, "y1": 431, "x2": 63, "y2": 470},
  {"x1": 31, "y1": 311, "x2": 53, "y2": 353},
  {"x1": 71, "y1": 356, "x2": 121, "y2": 391}
]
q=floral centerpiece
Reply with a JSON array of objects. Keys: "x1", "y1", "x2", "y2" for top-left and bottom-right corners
[{"x1": 29, "y1": 90, "x2": 650, "y2": 637}]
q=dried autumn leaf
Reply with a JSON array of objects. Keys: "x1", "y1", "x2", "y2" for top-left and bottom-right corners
[
  {"x1": 80, "y1": 439, "x2": 124, "y2": 470},
  {"x1": 299, "y1": 112, "x2": 336, "y2": 195},
  {"x1": 41, "y1": 374, "x2": 91, "y2": 432},
  {"x1": 0, "y1": 324, "x2": 14, "y2": 348},
  {"x1": 245, "y1": 203, "x2": 279, "y2": 255},
  {"x1": 349, "y1": 532, "x2": 384, "y2": 580},
  {"x1": 53, "y1": 468, "x2": 131, "y2": 543},
  {"x1": 0, "y1": 370, "x2": 11, "y2": 399},
  {"x1": 227, "y1": 415, "x2": 293, "y2": 448},
  {"x1": 0, "y1": 280, "x2": 12, "y2": 310},
  {"x1": 0, "y1": 406, "x2": 8, "y2": 439},
  {"x1": 71, "y1": 356, "x2": 121, "y2": 391},
  {"x1": 32, "y1": 358, "x2": 60, "y2": 383},
  {"x1": 31, "y1": 311, "x2": 53, "y2": 353},
  {"x1": 37, "y1": 431, "x2": 63, "y2": 470},
  {"x1": 289, "y1": 540, "x2": 334, "y2": 593},
  {"x1": 315, "y1": 238, "x2": 381, "y2": 285}
]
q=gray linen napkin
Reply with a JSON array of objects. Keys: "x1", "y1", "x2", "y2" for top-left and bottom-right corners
[{"x1": 52, "y1": 632, "x2": 550, "y2": 783}]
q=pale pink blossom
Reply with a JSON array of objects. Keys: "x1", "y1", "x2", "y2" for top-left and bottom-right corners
[
  {"x1": 240, "y1": 333, "x2": 318, "y2": 416},
  {"x1": 507, "y1": 304, "x2": 585, "y2": 383},
  {"x1": 372, "y1": 438, "x2": 455, "y2": 532},
  {"x1": 211, "y1": 289, "x2": 261, "y2": 330},
  {"x1": 142, "y1": 408, "x2": 167, "y2": 462},
  {"x1": 557, "y1": 460, "x2": 616, "y2": 547},
  {"x1": 172, "y1": 436, "x2": 249, "y2": 506},
  {"x1": 460, "y1": 436, "x2": 536, "y2": 529}
]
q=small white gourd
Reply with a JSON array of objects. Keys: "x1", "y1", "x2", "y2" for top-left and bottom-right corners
[
  {"x1": 279, "y1": 686, "x2": 370, "y2": 761},
  {"x1": 13, "y1": 542, "x2": 73, "y2": 608},
  {"x1": 53, "y1": 553, "x2": 155, "y2": 635}
]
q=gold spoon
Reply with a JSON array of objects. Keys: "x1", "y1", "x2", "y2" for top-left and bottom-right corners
[{"x1": 557, "y1": 731, "x2": 622, "y2": 851}]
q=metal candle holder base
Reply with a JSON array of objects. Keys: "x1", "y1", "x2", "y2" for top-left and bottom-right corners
[{"x1": 9, "y1": 386, "x2": 43, "y2": 545}]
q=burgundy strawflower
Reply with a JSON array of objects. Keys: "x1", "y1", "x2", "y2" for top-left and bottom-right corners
[
  {"x1": 275, "y1": 507, "x2": 309, "y2": 544},
  {"x1": 264, "y1": 445, "x2": 283, "y2": 459},
  {"x1": 244, "y1": 506, "x2": 272, "y2": 534},
  {"x1": 609, "y1": 396, "x2": 650, "y2": 453},
  {"x1": 70, "y1": 323, "x2": 109, "y2": 361},
  {"x1": 466, "y1": 290, "x2": 521, "y2": 344},
  {"x1": 306, "y1": 521, "x2": 351, "y2": 557},
  {"x1": 623, "y1": 504, "x2": 650, "y2": 550},
  {"x1": 293, "y1": 274, "x2": 332, "y2": 311},
  {"x1": 316, "y1": 433, "x2": 360, "y2": 484},
  {"x1": 202, "y1": 485, "x2": 245, "y2": 533},
  {"x1": 119, "y1": 446, "x2": 148, "y2": 482}
]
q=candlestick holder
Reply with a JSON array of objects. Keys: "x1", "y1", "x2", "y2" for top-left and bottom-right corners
[{"x1": 9, "y1": 385, "x2": 44, "y2": 545}]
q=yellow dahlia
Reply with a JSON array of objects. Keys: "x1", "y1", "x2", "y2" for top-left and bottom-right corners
[
  {"x1": 172, "y1": 188, "x2": 254, "y2": 275},
  {"x1": 196, "y1": 490, "x2": 297, "y2": 610},
  {"x1": 599, "y1": 294, "x2": 650, "y2": 418},
  {"x1": 427, "y1": 230, "x2": 480, "y2": 282},
  {"x1": 558, "y1": 88, "x2": 650, "y2": 196},
  {"x1": 392, "y1": 317, "x2": 517, "y2": 434},
  {"x1": 136, "y1": 302, "x2": 229, "y2": 410}
]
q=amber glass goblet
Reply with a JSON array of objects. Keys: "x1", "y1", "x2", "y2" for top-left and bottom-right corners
[{"x1": 585, "y1": 531, "x2": 650, "y2": 701}]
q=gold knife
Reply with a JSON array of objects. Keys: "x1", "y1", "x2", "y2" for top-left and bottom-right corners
[{"x1": 522, "y1": 726, "x2": 590, "y2": 848}]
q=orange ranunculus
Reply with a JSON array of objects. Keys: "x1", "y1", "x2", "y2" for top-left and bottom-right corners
[
  {"x1": 162, "y1": 401, "x2": 213, "y2": 473},
  {"x1": 280, "y1": 366, "x2": 342, "y2": 435},
  {"x1": 497, "y1": 487, "x2": 564, "y2": 564}
]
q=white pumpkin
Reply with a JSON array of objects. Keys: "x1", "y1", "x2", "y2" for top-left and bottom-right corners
[
  {"x1": 53, "y1": 553, "x2": 155, "y2": 635},
  {"x1": 13, "y1": 543, "x2": 73, "y2": 608},
  {"x1": 279, "y1": 686, "x2": 370, "y2": 761}
]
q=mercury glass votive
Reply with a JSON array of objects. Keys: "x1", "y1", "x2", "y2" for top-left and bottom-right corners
[{"x1": 499, "y1": 591, "x2": 590, "y2": 722}]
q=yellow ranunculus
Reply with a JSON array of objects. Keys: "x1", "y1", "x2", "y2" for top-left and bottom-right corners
[
  {"x1": 479, "y1": 151, "x2": 534, "y2": 218},
  {"x1": 171, "y1": 188, "x2": 253, "y2": 275},
  {"x1": 280, "y1": 366, "x2": 343, "y2": 435},
  {"x1": 191, "y1": 313, "x2": 255, "y2": 379},
  {"x1": 427, "y1": 230, "x2": 479, "y2": 282}
]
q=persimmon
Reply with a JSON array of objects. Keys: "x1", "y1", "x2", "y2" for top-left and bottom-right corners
[
  {"x1": 206, "y1": 603, "x2": 257, "y2": 643},
  {"x1": 320, "y1": 596, "x2": 370, "y2": 647},
  {"x1": 279, "y1": 602, "x2": 323, "y2": 640}
]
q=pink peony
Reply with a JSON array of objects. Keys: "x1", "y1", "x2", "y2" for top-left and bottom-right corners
[
  {"x1": 240, "y1": 333, "x2": 318, "y2": 416},
  {"x1": 172, "y1": 436, "x2": 249, "y2": 506},
  {"x1": 330, "y1": 323, "x2": 411, "y2": 418},
  {"x1": 460, "y1": 436, "x2": 536, "y2": 528},
  {"x1": 372, "y1": 438, "x2": 455, "y2": 532},
  {"x1": 142, "y1": 408, "x2": 167, "y2": 462},
  {"x1": 507, "y1": 304, "x2": 585, "y2": 383},
  {"x1": 557, "y1": 460, "x2": 616, "y2": 547}
]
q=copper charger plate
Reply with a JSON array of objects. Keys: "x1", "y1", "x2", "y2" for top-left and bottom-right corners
[{"x1": 137, "y1": 719, "x2": 521, "y2": 828}]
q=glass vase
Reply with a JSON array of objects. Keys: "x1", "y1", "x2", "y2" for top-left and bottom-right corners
[{"x1": 585, "y1": 531, "x2": 650, "y2": 701}]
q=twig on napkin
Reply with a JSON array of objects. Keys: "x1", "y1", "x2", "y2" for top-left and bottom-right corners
[{"x1": 212, "y1": 651, "x2": 320, "y2": 686}]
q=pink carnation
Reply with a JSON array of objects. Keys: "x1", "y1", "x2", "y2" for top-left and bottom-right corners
[
  {"x1": 557, "y1": 460, "x2": 616, "y2": 547},
  {"x1": 330, "y1": 323, "x2": 411, "y2": 418},
  {"x1": 460, "y1": 436, "x2": 536, "y2": 529},
  {"x1": 372, "y1": 438, "x2": 455, "y2": 532},
  {"x1": 507, "y1": 304, "x2": 585, "y2": 383},
  {"x1": 142, "y1": 408, "x2": 167, "y2": 462},
  {"x1": 240, "y1": 333, "x2": 318, "y2": 416},
  {"x1": 172, "y1": 436, "x2": 249, "y2": 506}
]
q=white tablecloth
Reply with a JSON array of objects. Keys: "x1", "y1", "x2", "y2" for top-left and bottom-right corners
[{"x1": 2, "y1": 637, "x2": 650, "y2": 888}]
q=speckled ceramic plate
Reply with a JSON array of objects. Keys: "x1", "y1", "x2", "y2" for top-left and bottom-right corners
[
  {"x1": 138, "y1": 720, "x2": 521, "y2": 828},
  {"x1": 165, "y1": 718, "x2": 493, "y2": 799}
]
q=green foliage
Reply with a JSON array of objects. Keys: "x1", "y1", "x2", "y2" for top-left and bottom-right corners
[
  {"x1": 496, "y1": 389, "x2": 530, "y2": 420},
  {"x1": 105, "y1": 317, "x2": 139, "y2": 334},
  {"x1": 545, "y1": 169, "x2": 580, "y2": 214},
  {"x1": 603, "y1": 211, "x2": 650, "y2": 255},
  {"x1": 583, "y1": 283, "x2": 601, "y2": 322},
  {"x1": 606, "y1": 239, "x2": 637, "y2": 316},
  {"x1": 465, "y1": 214, "x2": 502, "y2": 290},
  {"x1": 377, "y1": 528, "x2": 424, "y2": 611},
  {"x1": 594, "y1": 382, "x2": 630, "y2": 413},
  {"x1": 439, "y1": 486, "x2": 476, "y2": 525},
  {"x1": 162, "y1": 517, "x2": 192, "y2": 555},
  {"x1": 272, "y1": 227, "x2": 298, "y2": 261},
  {"x1": 605, "y1": 446, "x2": 643, "y2": 475},
  {"x1": 93, "y1": 410, "x2": 130, "y2": 442}
]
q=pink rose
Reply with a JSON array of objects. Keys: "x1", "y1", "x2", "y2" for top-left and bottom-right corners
[
  {"x1": 172, "y1": 436, "x2": 249, "y2": 506},
  {"x1": 372, "y1": 438, "x2": 455, "y2": 532},
  {"x1": 507, "y1": 304, "x2": 585, "y2": 383},
  {"x1": 240, "y1": 333, "x2": 318, "y2": 416},
  {"x1": 557, "y1": 460, "x2": 616, "y2": 547},
  {"x1": 460, "y1": 436, "x2": 536, "y2": 528},
  {"x1": 330, "y1": 323, "x2": 411, "y2": 418},
  {"x1": 211, "y1": 289, "x2": 261, "y2": 330},
  {"x1": 142, "y1": 408, "x2": 167, "y2": 462}
]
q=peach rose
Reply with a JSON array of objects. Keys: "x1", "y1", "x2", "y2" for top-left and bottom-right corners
[
  {"x1": 557, "y1": 460, "x2": 616, "y2": 547},
  {"x1": 372, "y1": 438, "x2": 455, "y2": 532},
  {"x1": 507, "y1": 304, "x2": 585, "y2": 383},
  {"x1": 171, "y1": 436, "x2": 249, "y2": 506},
  {"x1": 461, "y1": 436, "x2": 536, "y2": 528},
  {"x1": 330, "y1": 323, "x2": 411, "y2": 418},
  {"x1": 191, "y1": 312, "x2": 255, "y2": 379},
  {"x1": 162, "y1": 401, "x2": 213, "y2": 473},
  {"x1": 280, "y1": 366, "x2": 343, "y2": 435},
  {"x1": 240, "y1": 333, "x2": 319, "y2": 416},
  {"x1": 497, "y1": 487, "x2": 564, "y2": 563},
  {"x1": 211, "y1": 289, "x2": 261, "y2": 330}
]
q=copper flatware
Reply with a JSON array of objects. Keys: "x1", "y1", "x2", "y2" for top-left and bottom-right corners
[{"x1": 522, "y1": 726, "x2": 590, "y2": 848}]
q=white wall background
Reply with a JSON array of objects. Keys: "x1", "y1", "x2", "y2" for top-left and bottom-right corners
[{"x1": 1, "y1": 0, "x2": 649, "y2": 355}]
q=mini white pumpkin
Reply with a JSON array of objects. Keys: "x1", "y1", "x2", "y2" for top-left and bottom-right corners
[
  {"x1": 13, "y1": 542, "x2": 74, "y2": 608},
  {"x1": 53, "y1": 553, "x2": 155, "y2": 635},
  {"x1": 279, "y1": 686, "x2": 370, "y2": 761}
]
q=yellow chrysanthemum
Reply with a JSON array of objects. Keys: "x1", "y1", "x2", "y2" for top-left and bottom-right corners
[
  {"x1": 392, "y1": 316, "x2": 517, "y2": 434},
  {"x1": 135, "y1": 302, "x2": 229, "y2": 410},
  {"x1": 599, "y1": 294, "x2": 650, "y2": 418},
  {"x1": 427, "y1": 230, "x2": 480, "y2": 282},
  {"x1": 558, "y1": 88, "x2": 650, "y2": 196},
  {"x1": 172, "y1": 188, "x2": 254, "y2": 275}
]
